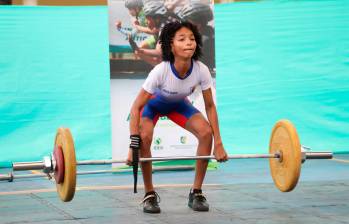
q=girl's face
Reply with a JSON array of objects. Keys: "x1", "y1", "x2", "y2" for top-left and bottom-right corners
[{"x1": 171, "y1": 27, "x2": 197, "y2": 61}]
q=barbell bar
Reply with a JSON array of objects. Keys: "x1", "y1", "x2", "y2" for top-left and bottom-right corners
[
  {"x1": 0, "y1": 165, "x2": 195, "y2": 182},
  {"x1": 11, "y1": 154, "x2": 277, "y2": 171},
  {"x1": 12, "y1": 152, "x2": 332, "y2": 170},
  {"x1": 1, "y1": 119, "x2": 334, "y2": 202}
]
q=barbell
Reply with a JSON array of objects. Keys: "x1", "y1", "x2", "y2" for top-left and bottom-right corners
[
  {"x1": 1, "y1": 119, "x2": 333, "y2": 202},
  {"x1": 0, "y1": 165, "x2": 194, "y2": 182}
]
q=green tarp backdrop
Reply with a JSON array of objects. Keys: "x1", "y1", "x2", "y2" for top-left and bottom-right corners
[
  {"x1": 0, "y1": 1, "x2": 348, "y2": 164},
  {"x1": 0, "y1": 6, "x2": 111, "y2": 163},
  {"x1": 215, "y1": 0, "x2": 349, "y2": 154}
]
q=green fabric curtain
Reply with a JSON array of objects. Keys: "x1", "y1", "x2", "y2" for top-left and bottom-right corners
[
  {"x1": 0, "y1": 1, "x2": 348, "y2": 165},
  {"x1": 215, "y1": 0, "x2": 349, "y2": 154},
  {"x1": 0, "y1": 6, "x2": 111, "y2": 164}
]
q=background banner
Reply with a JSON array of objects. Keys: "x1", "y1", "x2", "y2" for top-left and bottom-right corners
[{"x1": 108, "y1": 0, "x2": 216, "y2": 166}]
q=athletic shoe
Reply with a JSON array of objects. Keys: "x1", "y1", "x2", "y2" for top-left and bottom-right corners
[
  {"x1": 188, "y1": 189, "x2": 209, "y2": 211},
  {"x1": 140, "y1": 191, "x2": 161, "y2": 213}
]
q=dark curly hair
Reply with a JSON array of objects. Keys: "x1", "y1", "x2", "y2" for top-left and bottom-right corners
[{"x1": 159, "y1": 21, "x2": 202, "y2": 63}]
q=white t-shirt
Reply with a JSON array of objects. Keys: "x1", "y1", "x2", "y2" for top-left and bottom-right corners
[{"x1": 142, "y1": 60, "x2": 212, "y2": 102}]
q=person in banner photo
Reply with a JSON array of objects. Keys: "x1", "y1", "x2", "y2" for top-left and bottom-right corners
[
  {"x1": 114, "y1": 0, "x2": 149, "y2": 47},
  {"x1": 164, "y1": 0, "x2": 189, "y2": 13},
  {"x1": 115, "y1": 0, "x2": 175, "y2": 65},
  {"x1": 127, "y1": 21, "x2": 227, "y2": 213},
  {"x1": 114, "y1": 0, "x2": 215, "y2": 70},
  {"x1": 131, "y1": 0, "x2": 179, "y2": 66}
]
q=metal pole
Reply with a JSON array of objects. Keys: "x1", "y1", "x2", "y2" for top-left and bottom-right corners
[
  {"x1": 77, "y1": 153, "x2": 279, "y2": 165},
  {"x1": 0, "y1": 165, "x2": 195, "y2": 182},
  {"x1": 77, "y1": 152, "x2": 333, "y2": 165},
  {"x1": 13, "y1": 162, "x2": 45, "y2": 171},
  {"x1": 11, "y1": 154, "x2": 278, "y2": 171},
  {"x1": 10, "y1": 152, "x2": 333, "y2": 171},
  {"x1": 305, "y1": 152, "x2": 333, "y2": 160}
]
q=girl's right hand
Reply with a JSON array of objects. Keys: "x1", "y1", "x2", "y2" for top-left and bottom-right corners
[{"x1": 126, "y1": 148, "x2": 133, "y2": 166}]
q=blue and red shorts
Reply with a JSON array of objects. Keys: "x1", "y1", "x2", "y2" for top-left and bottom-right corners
[{"x1": 141, "y1": 95, "x2": 200, "y2": 128}]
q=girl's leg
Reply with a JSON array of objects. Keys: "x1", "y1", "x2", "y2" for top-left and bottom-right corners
[
  {"x1": 185, "y1": 113, "x2": 213, "y2": 190},
  {"x1": 139, "y1": 117, "x2": 156, "y2": 193}
]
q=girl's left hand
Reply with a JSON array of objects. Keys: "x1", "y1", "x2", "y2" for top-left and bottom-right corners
[{"x1": 213, "y1": 142, "x2": 228, "y2": 162}]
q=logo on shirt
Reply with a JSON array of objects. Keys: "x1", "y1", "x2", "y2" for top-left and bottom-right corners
[
  {"x1": 189, "y1": 86, "x2": 196, "y2": 94},
  {"x1": 162, "y1": 89, "x2": 178, "y2": 95}
]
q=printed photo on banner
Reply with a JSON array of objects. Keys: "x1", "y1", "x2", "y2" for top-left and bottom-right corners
[
  {"x1": 108, "y1": 0, "x2": 215, "y2": 75},
  {"x1": 109, "y1": 0, "x2": 217, "y2": 166}
]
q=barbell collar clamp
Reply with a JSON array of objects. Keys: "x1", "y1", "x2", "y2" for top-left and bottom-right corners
[{"x1": 43, "y1": 156, "x2": 53, "y2": 174}]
